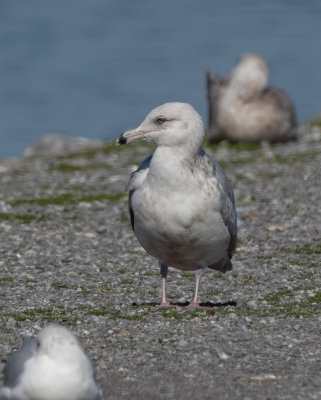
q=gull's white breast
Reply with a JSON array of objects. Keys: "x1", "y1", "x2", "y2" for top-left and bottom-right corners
[{"x1": 131, "y1": 176, "x2": 230, "y2": 270}]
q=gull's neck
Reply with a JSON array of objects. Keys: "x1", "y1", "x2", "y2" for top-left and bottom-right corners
[{"x1": 147, "y1": 145, "x2": 201, "y2": 189}]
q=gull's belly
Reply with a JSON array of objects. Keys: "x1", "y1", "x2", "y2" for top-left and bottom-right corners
[{"x1": 131, "y1": 186, "x2": 230, "y2": 270}]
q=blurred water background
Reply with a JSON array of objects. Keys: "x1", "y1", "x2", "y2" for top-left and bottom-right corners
[{"x1": 0, "y1": 0, "x2": 320, "y2": 159}]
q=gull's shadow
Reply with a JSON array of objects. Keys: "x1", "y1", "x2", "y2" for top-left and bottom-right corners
[{"x1": 132, "y1": 300, "x2": 237, "y2": 308}]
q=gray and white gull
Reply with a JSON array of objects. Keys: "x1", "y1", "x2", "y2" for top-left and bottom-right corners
[
  {"x1": 0, "y1": 324, "x2": 102, "y2": 400},
  {"x1": 117, "y1": 102, "x2": 237, "y2": 308},
  {"x1": 207, "y1": 53, "x2": 298, "y2": 143}
]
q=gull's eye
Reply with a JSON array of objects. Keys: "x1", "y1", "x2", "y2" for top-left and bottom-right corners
[{"x1": 156, "y1": 117, "x2": 166, "y2": 125}]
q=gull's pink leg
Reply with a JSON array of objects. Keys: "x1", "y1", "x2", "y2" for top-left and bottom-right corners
[
  {"x1": 156, "y1": 263, "x2": 173, "y2": 308},
  {"x1": 185, "y1": 266, "x2": 204, "y2": 309}
]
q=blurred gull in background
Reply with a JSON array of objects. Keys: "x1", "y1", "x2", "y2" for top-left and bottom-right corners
[{"x1": 207, "y1": 53, "x2": 298, "y2": 143}]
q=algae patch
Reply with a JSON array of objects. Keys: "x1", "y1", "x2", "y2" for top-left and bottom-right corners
[
  {"x1": 1, "y1": 306, "x2": 77, "y2": 326},
  {"x1": 10, "y1": 192, "x2": 126, "y2": 206},
  {"x1": 0, "y1": 277, "x2": 14, "y2": 285},
  {"x1": 0, "y1": 212, "x2": 37, "y2": 223}
]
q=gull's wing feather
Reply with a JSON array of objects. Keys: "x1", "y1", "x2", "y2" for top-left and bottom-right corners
[
  {"x1": 201, "y1": 150, "x2": 237, "y2": 269},
  {"x1": 3, "y1": 338, "x2": 38, "y2": 388},
  {"x1": 127, "y1": 154, "x2": 153, "y2": 231}
]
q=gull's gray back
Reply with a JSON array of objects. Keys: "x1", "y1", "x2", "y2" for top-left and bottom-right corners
[
  {"x1": 128, "y1": 154, "x2": 153, "y2": 231},
  {"x1": 3, "y1": 338, "x2": 38, "y2": 389},
  {"x1": 205, "y1": 152, "x2": 237, "y2": 258}
]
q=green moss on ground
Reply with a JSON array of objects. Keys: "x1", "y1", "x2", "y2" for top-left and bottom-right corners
[
  {"x1": 83, "y1": 307, "x2": 148, "y2": 321},
  {"x1": 0, "y1": 212, "x2": 37, "y2": 223},
  {"x1": 0, "y1": 277, "x2": 14, "y2": 285},
  {"x1": 181, "y1": 272, "x2": 195, "y2": 279},
  {"x1": 1, "y1": 306, "x2": 77, "y2": 326},
  {"x1": 161, "y1": 308, "x2": 205, "y2": 320},
  {"x1": 121, "y1": 279, "x2": 135, "y2": 285},
  {"x1": 308, "y1": 118, "x2": 321, "y2": 128},
  {"x1": 53, "y1": 283, "x2": 69, "y2": 289},
  {"x1": 203, "y1": 289, "x2": 221, "y2": 296},
  {"x1": 264, "y1": 289, "x2": 294, "y2": 302},
  {"x1": 10, "y1": 192, "x2": 126, "y2": 207},
  {"x1": 274, "y1": 151, "x2": 320, "y2": 164},
  {"x1": 205, "y1": 142, "x2": 261, "y2": 152},
  {"x1": 241, "y1": 274, "x2": 257, "y2": 285},
  {"x1": 48, "y1": 162, "x2": 111, "y2": 172},
  {"x1": 162, "y1": 309, "x2": 184, "y2": 320},
  {"x1": 56, "y1": 141, "x2": 154, "y2": 161},
  {"x1": 280, "y1": 243, "x2": 321, "y2": 255}
]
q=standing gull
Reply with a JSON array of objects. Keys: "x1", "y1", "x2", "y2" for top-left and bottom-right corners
[
  {"x1": 117, "y1": 102, "x2": 237, "y2": 308},
  {"x1": 0, "y1": 324, "x2": 102, "y2": 400}
]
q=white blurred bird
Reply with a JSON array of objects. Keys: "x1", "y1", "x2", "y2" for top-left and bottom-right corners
[
  {"x1": 0, "y1": 324, "x2": 102, "y2": 400},
  {"x1": 207, "y1": 53, "x2": 297, "y2": 143},
  {"x1": 117, "y1": 102, "x2": 237, "y2": 308}
]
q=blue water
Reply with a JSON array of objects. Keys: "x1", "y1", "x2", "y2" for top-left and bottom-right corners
[{"x1": 0, "y1": 0, "x2": 320, "y2": 159}]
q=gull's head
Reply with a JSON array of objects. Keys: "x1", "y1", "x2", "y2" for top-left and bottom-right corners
[
  {"x1": 37, "y1": 324, "x2": 80, "y2": 357},
  {"x1": 229, "y1": 53, "x2": 269, "y2": 100},
  {"x1": 117, "y1": 102, "x2": 204, "y2": 151}
]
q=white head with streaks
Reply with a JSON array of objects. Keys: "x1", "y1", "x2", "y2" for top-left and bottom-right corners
[{"x1": 118, "y1": 102, "x2": 204, "y2": 154}]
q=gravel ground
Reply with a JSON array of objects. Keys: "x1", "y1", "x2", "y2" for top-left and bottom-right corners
[{"x1": 0, "y1": 127, "x2": 320, "y2": 399}]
